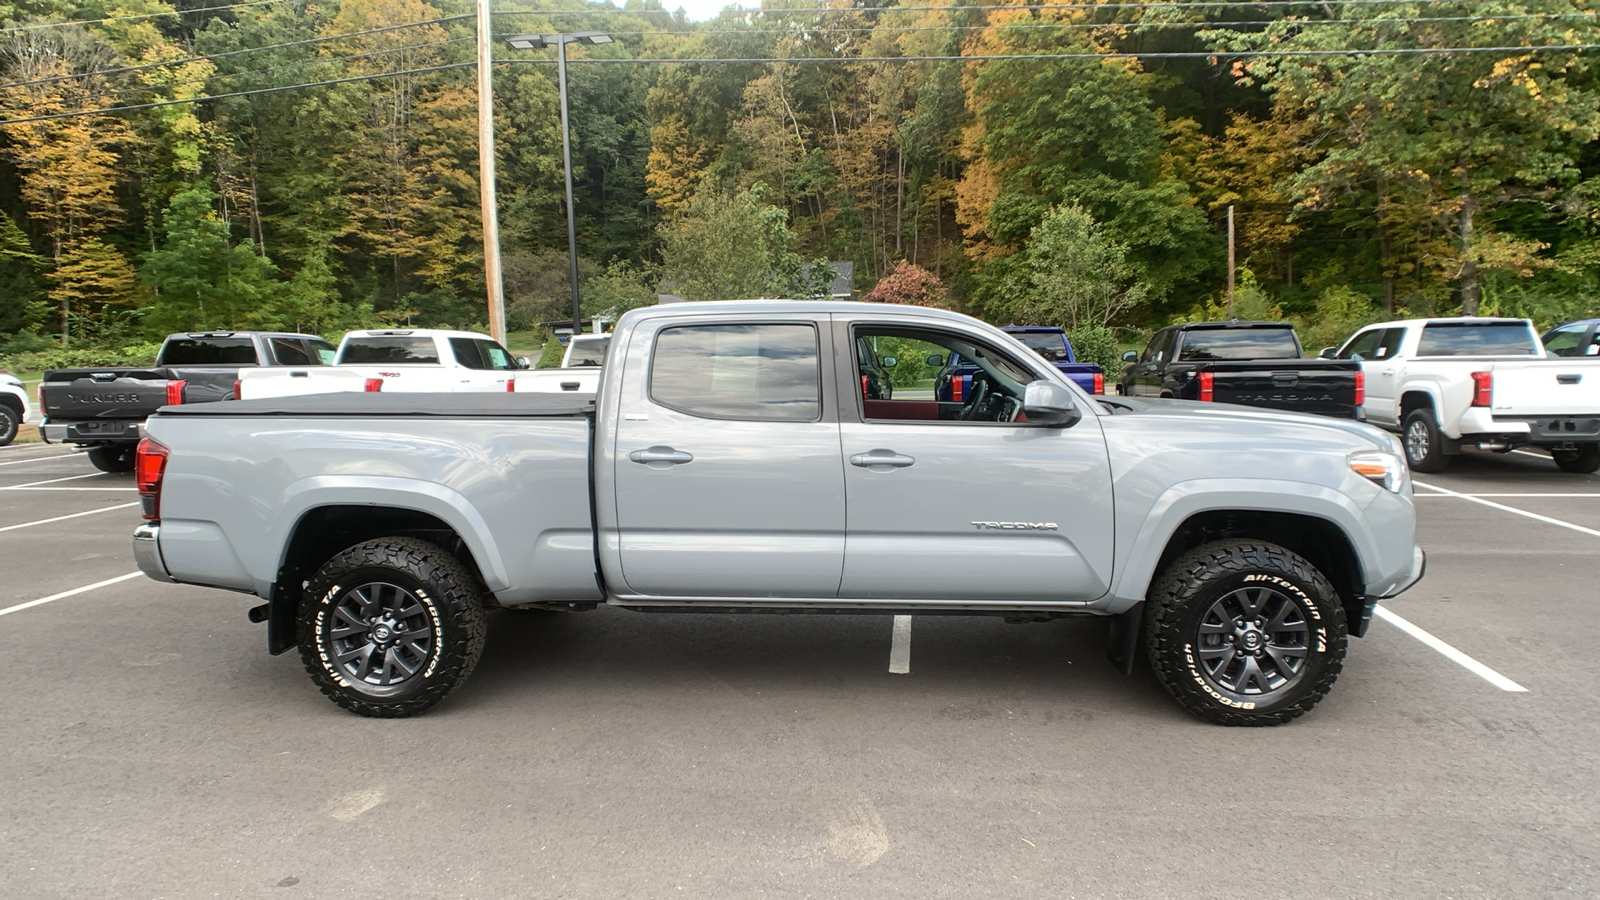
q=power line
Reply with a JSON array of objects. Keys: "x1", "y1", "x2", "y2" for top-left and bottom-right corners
[
  {"x1": 494, "y1": 0, "x2": 1559, "y2": 16},
  {"x1": 0, "y1": 0, "x2": 290, "y2": 34},
  {"x1": 0, "y1": 14, "x2": 475, "y2": 91},
  {"x1": 514, "y1": 44, "x2": 1600, "y2": 64},
  {"x1": 0, "y1": 62, "x2": 476, "y2": 127}
]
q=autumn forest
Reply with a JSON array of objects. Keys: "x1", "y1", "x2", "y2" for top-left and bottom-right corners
[{"x1": 1, "y1": 0, "x2": 1598, "y2": 372}]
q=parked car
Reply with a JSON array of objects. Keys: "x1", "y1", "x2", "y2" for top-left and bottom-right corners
[
  {"x1": 39, "y1": 331, "x2": 336, "y2": 471},
  {"x1": 238, "y1": 329, "x2": 600, "y2": 398},
  {"x1": 1540, "y1": 319, "x2": 1600, "y2": 357},
  {"x1": 1330, "y1": 317, "x2": 1600, "y2": 473},
  {"x1": 1119, "y1": 321, "x2": 1365, "y2": 419},
  {"x1": 936, "y1": 325, "x2": 1103, "y2": 398},
  {"x1": 0, "y1": 371, "x2": 32, "y2": 446},
  {"x1": 132, "y1": 300, "x2": 1423, "y2": 726}
]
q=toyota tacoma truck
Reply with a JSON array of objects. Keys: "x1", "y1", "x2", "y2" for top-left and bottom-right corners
[
  {"x1": 1119, "y1": 321, "x2": 1365, "y2": 419},
  {"x1": 39, "y1": 331, "x2": 336, "y2": 471},
  {"x1": 131, "y1": 301, "x2": 1423, "y2": 726},
  {"x1": 1330, "y1": 317, "x2": 1600, "y2": 473},
  {"x1": 238, "y1": 329, "x2": 600, "y2": 398}
]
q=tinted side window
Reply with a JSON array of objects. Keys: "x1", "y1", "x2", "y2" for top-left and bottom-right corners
[
  {"x1": 341, "y1": 336, "x2": 440, "y2": 364},
  {"x1": 1338, "y1": 330, "x2": 1383, "y2": 361},
  {"x1": 478, "y1": 340, "x2": 517, "y2": 370},
  {"x1": 1543, "y1": 326, "x2": 1584, "y2": 357},
  {"x1": 309, "y1": 339, "x2": 337, "y2": 365},
  {"x1": 450, "y1": 338, "x2": 487, "y2": 369},
  {"x1": 270, "y1": 338, "x2": 312, "y2": 365},
  {"x1": 159, "y1": 338, "x2": 258, "y2": 365},
  {"x1": 650, "y1": 324, "x2": 820, "y2": 421},
  {"x1": 1417, "y1": 324, "x2": 1538, "y2": 357}
]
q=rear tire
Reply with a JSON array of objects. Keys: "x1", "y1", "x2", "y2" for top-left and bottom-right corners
[
  {"x1": 1402, "y1": 408, "x2": 1450, "y2": 473},
  {"x1": 1145, "y1": 541, "x2": 1347, "y2": 726},
  {"x1": 87, "y1": 445, "x2": 135, "y2": 473},
  {"x1": 1553, "y1": 444, "x2": 1600, "y2": 474},
  {"x1": 0, "y1": 405, "x2": 17, "y2": 447},
  {"x1": 297, "y1": 537, "x2": 488, "y2": 718}
]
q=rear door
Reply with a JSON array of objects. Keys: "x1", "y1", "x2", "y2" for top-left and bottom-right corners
[
  {"x1": 834, "y1": 317, "x2": 1114, "y2": 603},
  {"x1": 610, "y1": 316, "x2": 845, "y2": 598}
]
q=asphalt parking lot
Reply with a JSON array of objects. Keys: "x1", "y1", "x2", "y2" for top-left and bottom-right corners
[{"x1": 1, "y1": 441, "x2": 1596, "y2": 899}]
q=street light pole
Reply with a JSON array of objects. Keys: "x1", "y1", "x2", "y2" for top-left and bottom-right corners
[
  {"x1": 504, "y1": 31, "x2": 612, "y2": 338},
  {"x1": 475, "y1": 0, "x2": 507, "y2": 343}
]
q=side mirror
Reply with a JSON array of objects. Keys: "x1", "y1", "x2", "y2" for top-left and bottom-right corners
[
  {"x1": 517, "y1": 356, "x2": 531, "y2": 369},
  {"x1": 1319, "y1": 347, "x2": 1337, "y2": 359},
  {"x1": 1587, "y1": 344, "x2": 1599, "y2": 356},
  {"x1": 925, "y1": 353, "x2": 945, "y2": 367},
  {"x1": 1022, "y1": 380, "x2": 1082, "y2": 428},
  {"x1": 881, "y1": 356, "x2": 897, "y2": 368},
  {"x1": 1121, "y1": 350, "x2": 1138, "y2": 362}
]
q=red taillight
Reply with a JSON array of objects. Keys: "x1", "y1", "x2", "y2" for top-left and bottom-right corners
[
  {"x1": 1471, "y1": 371, "x2": 1492, "y2": 407},
  {"x1": 861, "y1": 374, "x2": 869, "y2": 398},
  {"x1": 135, "y1": 437, "x2": 169, "y2": 521},
  {"x1": 364, "y1": 378, "x2": 383, "y2": 392},
  {"x1": 1198, "y1": 371, "x2": 1214, "y2": 402},
  {"x1": 1092, "y1": 372, "x2": 1105, "y2": 395},
  {"x1": 165, "y1": 380, "x2": 186, "y2": 405},
  {"x1": 952, "y1": 375, "x2": 964, "y2": 402},
  {"x1": 506, "y1": 377, "x2": 516, "y2": 392},
  {"x1": 1354, "y1": 370, "x2": 1365, "y2": 406},
  {"x1": 232, "y1": 379, "x2": 242, "y2": 400}
]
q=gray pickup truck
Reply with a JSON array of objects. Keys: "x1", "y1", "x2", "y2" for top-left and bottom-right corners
[{"x1": 132, "y1": 301, "x2": 1424, "y2": 725}]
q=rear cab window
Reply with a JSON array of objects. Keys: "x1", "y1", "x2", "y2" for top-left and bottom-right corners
[
  {"x1": 158, "y1": 337, "x2": 258, "y2": 365},
  {"x1": 340, "y1": 335, "x2": 440, "y2": 364},
  {"x1": 1177, "y1": 328, "x2": 1301, "y2": 361},
  {"x1": 649, "y1": 324, "x2": 820, "y2": 421},
  {"x1": 1417, "y1": 323, "x2": 1538, "y2": 357},
  {"x1": 1012, "y1": 330, "x2": 1070, "y2": 362}
]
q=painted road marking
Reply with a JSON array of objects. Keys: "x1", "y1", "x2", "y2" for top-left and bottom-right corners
[
  {"x1": 0, "y1": 572, "x2": 142, "y2": 618},
  {"x1": 1, "y1": 473, "x2": 106, "y2": 490},
  {"x1": 0, "y1": 502, "x2": 140, "y2": 533},
  {"x1": 1414, "y1": 480, "x2": 1600, "y2": 539},
  {"x1": 1374, "y1": 605, "x2": 1527, "y2": 692},
  {"x1": 1414, "y1": 492, "x2": 1600, "y2": 498},
  {"x1": 7, "y1": 487, "x2": 136, "y2": 492},
  {"x1": 1511, "y1": 449, "x2": 1548, "y2": 460},
  {"x1": 888, "y1": 616, "x2": 911, "y2": 674},
  {"x1": 0, "y1": 453, "x2": 77, "y2": 467}
]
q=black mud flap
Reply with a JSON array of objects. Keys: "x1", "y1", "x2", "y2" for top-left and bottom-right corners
[
  {"x1": 1106, "y1": 602, "x2": 1143, "y2": 675},
  {"x1": 266, "y1": 586, "x2": 299, "y2": 655}
]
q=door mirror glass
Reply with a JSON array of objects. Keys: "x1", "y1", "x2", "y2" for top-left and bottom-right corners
[
  {"x1": 881, "y1": 356, "x2": 897, "y2": 368},
  {"x1": 926, "y1": 353, "x2": 945, "y2": 367},
  {"x1": 1121, "y1": 350, "x2": 1137, "y2": 362},
  {"x1": 1022, "y1": 380, "x2": 1081, "y2": 427},
  {"x1": 1319, "y1": 347, "x2": 1337, "y2": 359}
]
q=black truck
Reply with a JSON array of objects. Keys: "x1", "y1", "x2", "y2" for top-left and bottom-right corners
[
  {"x1": 40, "y1": 331, "x2": 335, "y2": 471},
  {"x1": 1117, "y1": 321, "x2": 1365, "y2": 420}
]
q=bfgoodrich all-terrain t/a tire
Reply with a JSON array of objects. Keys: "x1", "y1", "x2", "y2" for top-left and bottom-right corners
[
  {"x1": 298, "y1": 537, "x2": 488, "y2": 718},
  {"x1": 1145, "y1": 541, "x2": 1348, "y2": 726}
]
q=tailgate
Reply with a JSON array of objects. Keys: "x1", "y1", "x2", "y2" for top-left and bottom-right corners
[
  {"x1": 237, "y1": 367, "x2": 369, "y2": 400},
  {"x1": 1207, "y1": 361, "x2": 1362, "y2": 418},
  {"x1": 41, "y1": 369, "x2": 169, "y2": 420},
  {"x1": 1488, "y1": 360, "x2": 1600, "y2": 417}
]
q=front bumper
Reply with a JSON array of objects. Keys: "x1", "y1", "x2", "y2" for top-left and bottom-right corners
[
  {"x1": 132, "y1": 523, "x2": 175, "y2": 583},
  {"x1": 1351, "y1": 545, "x2": 1425, "y2": 637}
]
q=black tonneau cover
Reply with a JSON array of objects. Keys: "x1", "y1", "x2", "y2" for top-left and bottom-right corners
[{"x1": 154, "y1": 392, "x2": 595, "y2": 418}]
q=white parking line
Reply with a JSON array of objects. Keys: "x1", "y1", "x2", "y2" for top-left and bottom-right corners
[
  {"x1": 1414, "y1": 480, "x2": 1600, "y2": 539},
  {"x1": 0, "y1": 572, "x2": 142, "y2": 618},
  {"x1": 9, "y1": 487, "x2": 135, "y2": 492},
  {"x1": 0, "y1": 473, "x2": 105, "y2": 490},
  {"x1": 1511, "y1": 449, "x2": 1549, "y2": 459},
  {"x1": 1415, "y1": 492, "x2": 1600, "y2": 498},
  {"x1": 888, "y1": 616, "x2": 912, "y2": 674},
  {"x1": 1373, "y1": 606, "x2": 1528, "y2": 692},
  {"x1": 0, "y1": 502, "x2": 140, "y2": 533},
  {"x1": 0, "y1": 453, "x2": 78, "y2": 467}
]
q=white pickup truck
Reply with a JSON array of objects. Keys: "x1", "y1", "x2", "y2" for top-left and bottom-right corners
[
  {"x1": 238, "y1": 329, "x2": 600, "y2": 398},
  {"x1": 1329, "y1": 317, "x2": 1600, "y2": 472}
]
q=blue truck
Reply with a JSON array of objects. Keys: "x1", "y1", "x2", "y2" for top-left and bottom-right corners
[{"x1": 937, "y1": 325, "x2": 1104, "y2": 401}]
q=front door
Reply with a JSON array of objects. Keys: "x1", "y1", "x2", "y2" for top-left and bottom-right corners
[
  {"x1": 611, "y1": 319, "x2": 845, "y2": 598},
  {"x1": 834, "y1": 320, "x2": 1115, "y2": 603}
]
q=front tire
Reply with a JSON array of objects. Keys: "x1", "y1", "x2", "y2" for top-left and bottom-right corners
[
  {"x1": 1402, "y1": 408, "x2": 1450, "y2": 473},
  {"x1": 1146, "y1": 541, "x2": 1347, "y2": 726},
  {"x1": 87, "y1": 445, "x2": 135, "y2": 473},
  {"x1": 0, "y1": 405, "x2": 18, "y2": 446},
  {"x1": 298, "y1": 537, "x2": 488, "y2": 718},
  {"x1": 1553, "y1": 444, "x2": 1600, "y2": 474}
]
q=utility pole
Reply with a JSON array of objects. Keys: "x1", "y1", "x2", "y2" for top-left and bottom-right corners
[
  {"x1": 1226, "y1": 204, "x2": 1236, "y2": 317},
  {"x1": 475, "y1": 0, "x2": 507, "y2": 343},
  {"x1": 556, "y1": 38, "x2": 581, "y2": 337}
]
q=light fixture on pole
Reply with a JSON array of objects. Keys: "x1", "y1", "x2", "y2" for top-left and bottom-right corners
[{"x1": 504, "y1": 31, "x2": 612, "y2": 337}]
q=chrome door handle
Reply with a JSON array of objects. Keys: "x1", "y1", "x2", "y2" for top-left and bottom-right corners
[
  {"x1": 850, "y1": 450, "x2": 916, "y2": 470},
  {"x1": 629, "y1": 446, "x2": 693, "y2": 467}
]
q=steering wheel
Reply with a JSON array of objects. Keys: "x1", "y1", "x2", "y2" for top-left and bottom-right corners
[{"x1": 960, "y1": 376, "x2": 990, "y2": 420}]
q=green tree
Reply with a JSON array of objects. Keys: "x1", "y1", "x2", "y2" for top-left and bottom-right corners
[
  {"x1": 1007, "y1": 205, "x2": 1153, "y2": 330},
  {"x1": 658, "y1": 184, "x2": 828, "y2": 300},
  {"x1": 141, "y1": 184, "x2": 277, "y2": 333}
]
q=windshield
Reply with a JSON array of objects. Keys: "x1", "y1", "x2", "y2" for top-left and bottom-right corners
[
  {"x1": 1178, "y1": 329, "x2": 1300, "y2": 361},
  {"x1": 158, "y1": 338, "x2": 257, "y2": 365},
  {"x1": 1013, "y1": 331, "x2": 1070, "y2": 361},
  {"x1": 1418, "y1": 323, "x2": 1538, "y2": 357},
  {"x1": 340, "y1": 336, "x2": 440, "y2": 364}
]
